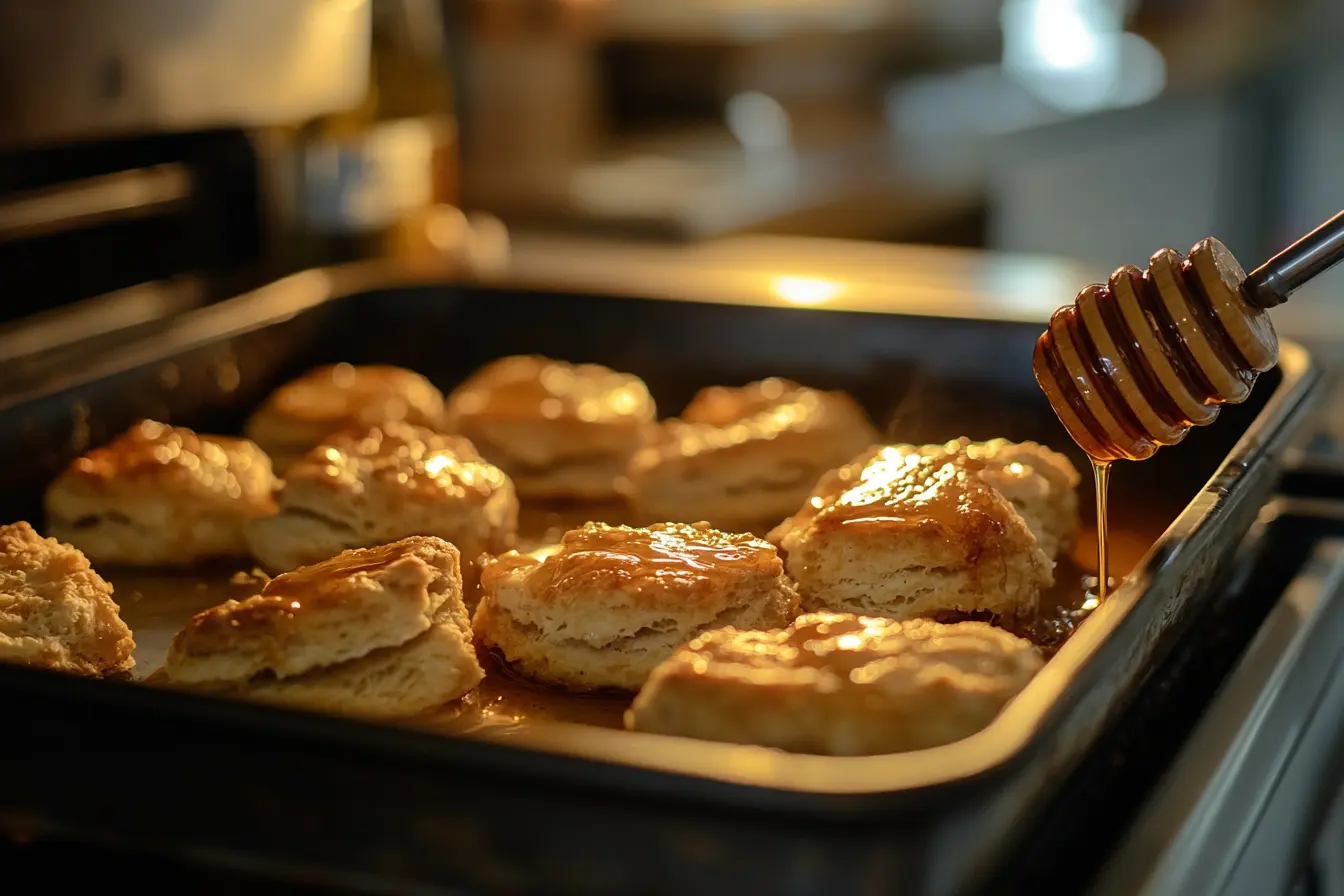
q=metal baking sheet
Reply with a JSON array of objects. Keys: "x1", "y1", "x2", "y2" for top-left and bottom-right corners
[{"x1": 0, "y1": 263, "x2": 1322, "y2": 895}]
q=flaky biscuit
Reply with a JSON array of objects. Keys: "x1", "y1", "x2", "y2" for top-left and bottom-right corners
[
  {"x1": 624, "y1": 378, "x2": 878, "y2": 529},
  {"x1": 246, "y1": 364, "x2": 446, "y2": 472},
  {"x1": 44, "y1": 420, "x2": 277, "y2": 566},
  {"x1": 224, "y1": 602, "x2": 484, "y2": 720},
  {"x1": 819, "y1": 438, "x2": 1079, "y2": 561},
  {"x1": 443, "y1": 355, "x2": 656, "y2": 500},
  {"x1": 164, "y1": 536, "x2": 465, "y2": 684},
  {"x1": 627, "y1": 612, "x2": 1043, "y2": 755},
  {"x1": 0, "y1": 522, "x2": 135, "y2": 676},
  {"x1": 245, "y1": 424, "x2": 517, "y2": 590},
  {"x1": 768, "y1": 441, "x2": 1055, "y2": 621},
  {"x1": 474, "y1": 521, "x2": 799, "y2": 691}
]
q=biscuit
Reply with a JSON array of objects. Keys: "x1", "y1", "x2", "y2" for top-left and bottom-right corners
[
  {"x1": 474, "y1": 521, "x2": 799, "y2": 691},
  {"x1": 226, "y1": 602, "x2": 483, "y2": 720},
  {"x1": 627, "y1": 612, "x2": 1043, "y2": 755},
  {"x1": 443, "y1": 355, "x2": 656, "y2": 500},
  {"x1": 624, "y1": 378, "x2": 878, "y2": 529},
  {"x1": 164, "y1": 536, "x2": 468, "y2": 684},
  {"x1": 246, "y1": 364, "x2": 446, "y2": 472},
  {"x1": 44, "y1": 420, "x2": 278, "y2": 566},
  {"x1": 0, "y1": 521, "x2": 135, "y2": 676},
  {"x1": 244, "y1": 424, "x2": 517, "y2": 594},
  {"x1": 768, "y1": 441, "x2": 1055, "y2": 621}
]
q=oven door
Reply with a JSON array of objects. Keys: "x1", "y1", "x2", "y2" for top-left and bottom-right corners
[{"x1": 1092, "y1": 496, "x2": 1344, "y2": 896}]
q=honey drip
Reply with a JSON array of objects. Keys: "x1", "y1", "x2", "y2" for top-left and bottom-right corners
[{"x1": 1092, "y1": 459, "x2": 1111, "y2": 603}]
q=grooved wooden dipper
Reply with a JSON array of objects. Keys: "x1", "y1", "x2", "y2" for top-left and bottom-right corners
[{"x1": 1034, "y1": 210, "x2": 1344, "y2": 461}]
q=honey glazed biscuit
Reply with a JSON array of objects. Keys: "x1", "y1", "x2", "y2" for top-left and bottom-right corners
[
  {"x1": 245, "y1": 423, "x2": 517, "y2": 599},
  {"x1": 44, "y1": 420, "x2": 278, "y2": 566},
  {"x1": 246, "y1": 364, "x2": 446, "y2": 472},
  {"x1": 160, "y1": 536, "x2": 482, "y2": 719},
  {"x1": 628, "y1": 611, "x2": 1043, "y2": 755},
  {"x1": 474, "y1": 521, "x2": 800, "y2": 691},
  {"x1": 768, "y1": 440, "x2": 1065, "y2": 622},
  {"x1": 624, "y1": 378, "x2": 878, "y2": 530},
  {"x1": 443, "y1": 355, "x2": 656, "y2": 501}
]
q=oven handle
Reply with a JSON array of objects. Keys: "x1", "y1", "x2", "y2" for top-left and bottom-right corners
[{"x1": 1091, "y1": 517, "x2": 1344, "y2": 896}]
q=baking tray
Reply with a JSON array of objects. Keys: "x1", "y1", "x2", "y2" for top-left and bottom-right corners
[{"x1": 0, "y1": 263, "x2": 1322, "y2": 895}]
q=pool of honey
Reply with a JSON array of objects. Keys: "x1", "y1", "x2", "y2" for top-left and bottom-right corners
[{"x1": 111, "y1": 503, "x2": 1156, "y2": 739}]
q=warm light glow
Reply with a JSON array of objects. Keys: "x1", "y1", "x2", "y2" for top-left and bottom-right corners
[
  {"x1": 422, "y1": 454, "x2": 452, "y2": 477},
  {"x1": 772, "y1": 276, "x2": 841, "y2": 306},
  {"x1": 529, "y1": 544, "x2": 562, "y2": 562}
]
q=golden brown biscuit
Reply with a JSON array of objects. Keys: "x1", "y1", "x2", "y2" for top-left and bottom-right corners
[
  {"x1": 159, "y1": 536, "x2": 482, "y2": 719},
  {"x1": 474, "y1": 521, "x2": 799, "y2": 691},
  {"x1": 246, "y1": 364, "x2": 446, "y2": 472},
  {"x1": 244, "y1": 424, "x2": 517, "y2": 593},
  {"x1": 443, "y1": 355, "x2": 656, "y2": 500},
  {"x1": 164, "y1": 536, "x2": 467, "y2": 684},
  {"x1": 0, "y1": 522, "x2": 135, "y2": 676},
  {"x1": 223, "y1": 602, "x2": 483, "y2": 720},
  {"x1": 627, "y1": 612, "x2": 1043, "y2": 755},
  {"x1": 768, "y1": 441, "x2": 1055, "y2": 621},
  {"x1": 44, "y1": 421, "x2": 277, "y2": 566},
  {"x1": 624, "y1": 378, "x2": 878, "y2": 529}
]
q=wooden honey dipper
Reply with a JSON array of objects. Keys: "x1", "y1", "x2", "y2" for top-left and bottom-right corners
[{"x1": 1034, "y1": 209, "x2": 1344, "y2": 463}]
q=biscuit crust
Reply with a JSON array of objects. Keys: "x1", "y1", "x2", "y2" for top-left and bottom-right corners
[
  {"x1": 768, "y1": 441, "x2": 1056, "y2": 621},
  {"x1": 624, "y1": 378, "x2": 878, "y2": 529},
  {"x1": 964, "y1": 438, "x2": 1080, "y2": 560},
  {"x1": 0, "y1": 522, "x2": 135, "y2": 676},
  {"x1": 225, "y1": 602, "x2": 484, "y2": 720},
  {"x1": 44, "y1": 420, "x2": 277, "y2": 566},
  {"x1": 165, "y1": 536, "x2": 465, "y2": 684},
  {"x1": 443, "y1": 355, "x2": 656, "y2": 500},
  {"x1": 245, "y1": 423, "x2": 517, "y2": 582},
  {"x1": 474, "y1": 521, "x2": 799, "y2": 691},
  {"x1": 246, "y1": 364, "x2": 446, "y2": 471},
  {"x1": 627, "y1": 612, "x2": 1043, "y2": 755}
]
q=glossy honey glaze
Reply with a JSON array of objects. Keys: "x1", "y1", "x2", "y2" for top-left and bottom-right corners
[
  {"x1": 261, "y1": 539, "x2": 428, "y2": 599},
  {"x1": 1033, "y1": 237, "x2": 1278, "y2": 463},
  {"x1": 56, "y1": 419, "x2": 275, "y2": 505},
  {"x1": 488, "y1": 521, "x2": 778, "y2": 602},
  {"x1": 289, "y1": 423, "x2": 511, "y2": 506},
  {"x1": 811, "y1": 448, "x2": 992, "y2": 532},
  {"x1": 443, "y1": 355, "x2": 656, "y2": 424}
]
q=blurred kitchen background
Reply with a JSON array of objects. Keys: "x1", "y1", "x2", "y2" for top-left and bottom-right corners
[{"x1": 2, "y1": 0, "x2": 1343, "y2": 346}]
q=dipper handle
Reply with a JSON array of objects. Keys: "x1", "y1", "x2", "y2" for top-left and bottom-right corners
[{"x1": 1243, "y1": 209, "x2": 1344, "y2": 308}]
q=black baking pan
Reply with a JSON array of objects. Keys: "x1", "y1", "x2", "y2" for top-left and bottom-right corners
[{"x1": 0, "y1": 261, "x2": 1322, "y2": 895}]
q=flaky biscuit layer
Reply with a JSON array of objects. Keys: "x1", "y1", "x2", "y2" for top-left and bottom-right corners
[{"x1": 0, "y1": 521, "x2": 135, "y2": 676}]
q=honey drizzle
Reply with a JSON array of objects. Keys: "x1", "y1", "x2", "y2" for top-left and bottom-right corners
[{"x1": 1092, "y1": 459, "x2": 1112, "y2": 604}]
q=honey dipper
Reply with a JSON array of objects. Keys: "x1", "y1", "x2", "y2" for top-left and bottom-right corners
[{"x1": 1034, "y1": 209, "x2": 1344, "y2": 462}]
